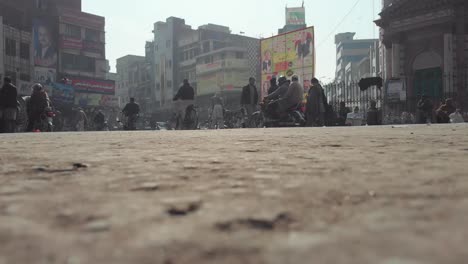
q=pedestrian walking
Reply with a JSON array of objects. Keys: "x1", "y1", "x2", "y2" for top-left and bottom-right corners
[
  {"x1": 417, "y1": 95, "x2": 433, "y2": 124},
  {"x1": 241, "y1": 77, "x2": 259, "y2": 127},
  {"x1": 211, "y1": 93, "x2": 224, "y2": 129},
  {"x1": 306, "y1": 78, "x2": 326, "y2": 127},
  {"x1": 0, "y1": 77, "x2": 18, "y2": 133}
]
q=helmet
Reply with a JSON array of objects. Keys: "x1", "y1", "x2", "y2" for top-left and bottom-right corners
[
  {"x1": 32, "y1": 83, "x2": 43, "y2": 92},
  {"x1": 278, "y1": 76, "x2": 287, "y2": 85}
]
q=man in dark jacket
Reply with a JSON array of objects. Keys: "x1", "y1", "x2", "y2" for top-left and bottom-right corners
[
  {"x1": 241, "y1": 77, "x2": 259, "y2": 116},
  {"x1": 122, "y1": 98, "x2": 140, "y2": 130},
  {"x1": 0, "y1": 77, "x2": 18, "y2": 133},
  {"x1": 27, "y1": 83, "x2": 50, "y2": 132},
  {"x1": 174, "y1": 79, "x2": 195, "y2": 101},
  {"x1": 267, "y1": 77, "x2": 278, "y2": 95}
]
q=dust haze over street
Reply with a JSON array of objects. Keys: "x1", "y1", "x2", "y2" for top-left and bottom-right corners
[{"x1": 1, "y1": 125, "x2": 468, "y2": 263}]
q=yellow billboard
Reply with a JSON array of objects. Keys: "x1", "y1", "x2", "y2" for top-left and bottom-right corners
[{"x1": 261, "y1": 27, "x2": 315, "y2": 98}]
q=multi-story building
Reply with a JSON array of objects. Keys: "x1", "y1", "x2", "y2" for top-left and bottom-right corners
[
  {"x1": 0, "y1": 0, "x2": 115, "y2": 109},
  {"x1": 335, "y1": 33, "x2": 378, "y2": 83},
  {"x1": 147, "y1": 17, "x2": 260, "y2": 120},
  {"x1": 375, "y1": 0, "x2": 467, "y2": 110},
  {"x1": 0, "y1": 15, "x2": 34, "y2": 95},
  {"x1": 116, "y1": 55, "x2": 151, "y2": 111}
]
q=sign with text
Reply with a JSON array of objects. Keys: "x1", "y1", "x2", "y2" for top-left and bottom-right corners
[
  {"x1": 70, "y1": 78, "x2": 115, "y2": 95},
  {"x1": 260, "y1": 27, "x2": 315, "y2": 98}
]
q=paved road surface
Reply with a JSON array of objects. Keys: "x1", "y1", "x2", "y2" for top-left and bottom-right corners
[{"x1": 1, "y1": 125, "x2": 468, "y2": 264}]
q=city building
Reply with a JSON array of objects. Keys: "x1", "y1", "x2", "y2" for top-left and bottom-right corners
[
  {"x1": 116, "y1": 55, "x2": 151, "y2": 111},
  {"x1": 0, "y1": 15, "x2": 34, "y2": 95},
  {"x1": 147, "y1": 17, "x2": 260, "y2": 120},
  {"x1": 335, "y1": 32, "x2": 379, "y2": 83},
  {"x1": 0, "y1": 0, "x2": 115, "y2": 109},
  {"x1": 375, "y1": 0, "x2": 467, "y2": 110}
]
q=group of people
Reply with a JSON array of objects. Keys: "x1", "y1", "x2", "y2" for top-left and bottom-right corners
[
  {"x1": 0, "y1": 77, "x2": 52, "y2": 133},
  {"x1": 417, "y1": 96, "x2": 465, "y2": 124}
]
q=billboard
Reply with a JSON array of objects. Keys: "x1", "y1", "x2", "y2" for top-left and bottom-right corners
[
  {"x1": 33, "y1": 19, "x2": 57, "y2": 68},
  {"x1": 34, "y1": 67, "x2": 56, "y2": 85},
  {"x1": 75, "y1": 93, "x2": 117, "y2": 107},
  {"x1": 51, "y1": 82, "x2": 75, "y2": 104},
  {"x1": 59, "y1": 8, "x2": 105, "y2": 31},
  {"x1": 260, "y1": 26, "x2": 315, "y2": 98},
  {"x1": 286, "y1": 7, "x2": 306, "y2": 25},
  {"x1": 69, "y1": 78, "x2": 115, "y2": 95}
]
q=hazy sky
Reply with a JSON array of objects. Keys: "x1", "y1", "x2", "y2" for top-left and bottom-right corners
[{"x1": 83, "y1": 0, "x2": 381, "y2": 81}]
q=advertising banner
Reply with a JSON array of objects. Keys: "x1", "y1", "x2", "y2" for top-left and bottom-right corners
[
  {"x1": 286, "y1": 7, "x2": 306, "y2": 25},
  {"x1": 51, "y1": 82, "x2": 75, "y2": 104},
  {"x1": 74, "y1": 93, "x2": 117, "y2": 107},
  {"x1": 260, "y1": 27, "x2": 315, "y2": 98},
  {"x1": 70, "y1": 78, "x2": 115, "y2": 95},
  {"x1": 60, "y1": 36, "x2": 83, "y2": 50},
  {"x1": 59, "y1": 8, "x2": 105, "y2": 31},
  {"x1": 197, "y1": 73, "x2": 222, "y2": 95},
  {"x1": 34, "y1": 67, "x2": 56, "y2": 85},
  {"x1": 33, "y1": 19, "x2": 57, "y2": 68}
]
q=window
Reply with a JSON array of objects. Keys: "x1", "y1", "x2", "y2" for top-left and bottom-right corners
[
  {"x1": 203, "y1": 42, "x2": 210, "y2": 53},
  {"x1": 168, "y1": 60, "x2": 172, "y2": 68},
  {"x1": 235, "y1": 52, "x2": 244, "y2": 59},
  {"x1": 166, "y1": 40, "x2": 171, "y2": 48},
  {"x1": 85, "y1": 29, "x2": 99, "y2": 42},
  {"x1": 213, "y1": 41, "x2": 225, "y2": 50},
  {"x1": 204, "y1": 56, "x2": 213, "y2": 64},
  {"x1": 36, "y1": 0, "x2": 48, "y2": 9},
  {"x1": 221, "y1": 52, "x2": 226, "y2": 60},
  {"x1": 62, "y1": 53, "x2": 95, "y2": 72},
  {"x1": 167, "y1": 80, "x2": 172, "y2": 88},
  {"x1": 20, "y1": 73, "x2": 31, "y2": 82},
  {"x1": 65, "y1": 24, "x2": 81, "y2": 39},
  {"x1": 5, "y1": 38, "x2": 16, "y2": 57},
  {"x1": 20, "y1": 43, "x2": 30, "y2": 60}
]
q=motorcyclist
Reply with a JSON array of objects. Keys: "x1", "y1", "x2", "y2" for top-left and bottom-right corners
[
  {"x1": 265, "y1": 76, "x2": 289, "y2": 101},
  {"x1": 122, "y1": 98, "x2": 140, "y2": 130},
  {"x1": 276, "y1": 75, "x2": 304, "y2": 118},
  {"x1": 267, "y1": 76, "x2": 279, "y2": 95},
  {"x1": 263, "y1": 76, "x2": 289, "y2": 117},
  {"x1": 173, "y1": 79, "x2": 195, "y2": 129},
  {"x1": 27, "y1": 83, "x2": 50, "y2": 132}
]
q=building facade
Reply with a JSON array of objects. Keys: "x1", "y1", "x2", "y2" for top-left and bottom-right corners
[
  {"x1": 116, "y1": 55, "x2": 151, "y2": 111},
  {"x1": 375, "y1": 0, "x2": 467, "y2": 110},
  {"x1": 1, "y1": 0, "x2": 115, "y2": 109},
  {"x1": 147, "y1": 17, "x2": 260, "y2": 120},
  {"x1": 335, "y1": 32, "x2": 379, "y2": 82},
  {"x1": 0, "y1": 15, "x2": 34, "y2": 95}
]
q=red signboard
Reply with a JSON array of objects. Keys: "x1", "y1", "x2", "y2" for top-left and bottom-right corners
[
  {"x1": 71, "y1": 78, "x2": 115, "y2": 95},
  {"x1": 60, "y1": 36, "x2": 83, "y2": 50},
  {"x1": 83, "y1": 40, "x2": 105, "y2": 54},
  {"x1": 59, "y1": 8, "x2": 105, "y2": 30}
]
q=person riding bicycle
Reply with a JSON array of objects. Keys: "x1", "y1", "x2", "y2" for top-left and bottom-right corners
[
  {"x1": 122, "y1": 98, "x2": 140, "y2": 130},
  {"x1": 27, "y1": 83, "x2": 50, "y2": 132},
  {"x1": 173, "y1": 79, "x2": 195, "y2": 128}
]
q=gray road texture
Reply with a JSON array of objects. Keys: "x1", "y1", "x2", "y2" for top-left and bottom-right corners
[{"x1": 1, "y1": 124, "x2": 468, "y2": 264}]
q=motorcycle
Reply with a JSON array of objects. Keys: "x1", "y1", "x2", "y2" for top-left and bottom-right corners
[
  {"x1": 32, "y1": 107, "x2": 55, "y2": 132},
  {"x1": 251, "y1": 100, "x2": 306, "y2": 128}
]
